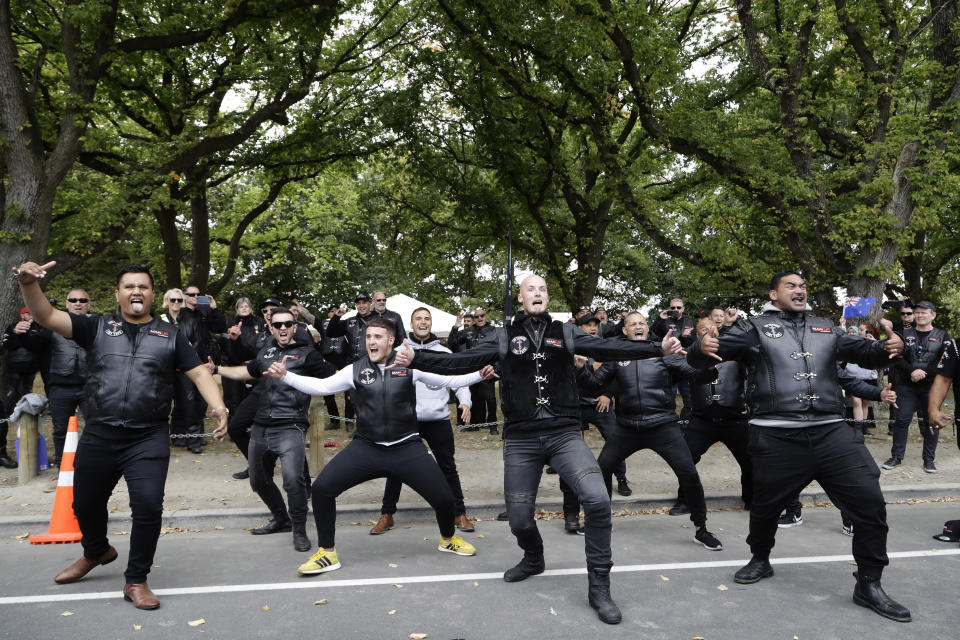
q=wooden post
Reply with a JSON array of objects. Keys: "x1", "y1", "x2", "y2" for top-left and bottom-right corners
[
  {"x1": 17, "y1": 414, "x2": 39, "y2": 485},
  {"x1": 306, "y1": 404, "x2": 325, "y2": 472}
]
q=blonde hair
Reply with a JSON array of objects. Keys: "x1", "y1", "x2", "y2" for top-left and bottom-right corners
[{"x1": 162, "y1": 288, "x2": 184, "y2": 309}]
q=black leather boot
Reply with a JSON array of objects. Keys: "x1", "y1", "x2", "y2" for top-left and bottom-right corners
[
  {"x1": 852, "y1": 572, "x2": 911, "y2": 622},
  {"x1": 587, "y1": 566, "x2": 622, "y2": 624},
  {"x1": 292, "y1": 527, "x2": 311, "y2": 552},
  {"x1": 250, "y1": 518, "x2": 292, "y2": 535},
  {"x1": 734, "y1": 556, "x2": 774, "y2": 584},
  {"x1": 503, "y1": 552, "x2": 545, "y2": 582},
  {"x1": 564, "y1": 512, "x2": 582, "y2": 534}
]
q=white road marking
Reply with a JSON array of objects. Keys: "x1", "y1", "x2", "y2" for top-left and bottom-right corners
[{"x1": 2, "y1": 548, "x2": 957, "y2": 605}]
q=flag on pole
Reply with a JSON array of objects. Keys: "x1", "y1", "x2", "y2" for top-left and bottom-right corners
[{"x1": 843, "y1": 296, "x2": 876, "y2": 318}]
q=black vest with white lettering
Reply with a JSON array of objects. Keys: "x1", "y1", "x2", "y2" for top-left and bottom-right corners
[
  {"x1": 48, "y1": 331, "x2": 87, "y2": 385},
  {"x1": 691, "y1": 361, "x2": 745, "y2": 416},
  {"x1": 84, "y1": 316, "x2": 178, "y2": 429},
  {"x1": 351, "y1": 354, "x2": 418, "y2": 443},
  {"x1": 254, "y1": 343, "x2": 318, "y2": 426},
  {"x1": 746, "y1": 311, "x2": 844, "y2": 420},
  {"x1": 498, "y1": 317, "x2": 580, "y2": 425}
]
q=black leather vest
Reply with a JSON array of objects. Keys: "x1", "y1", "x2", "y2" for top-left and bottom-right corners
[
  {"x1": 253, "y1": 343, "x2": 317, "y2": 425},
  {"x1": 497, "y1": 319, "x2": 580, "y2": 424},
  {"x1": 692, "y1": 361, "x2": 745, "y2": 414},
  {"x1": 351, "y1": 354, "x2": 418, "y2": 442},
  {"x1": 745, "y1": 312, "x2": 845, "y2": 420},
  {"x1": 609, "y1": 353, "x2": 690, "y2": 428},
  {"x1": 48, "y1": 331, "x2": 87, "y2": 385},
  {"x1": 903, "y1": 327, "x2": 948, "y2": 373},
  {"x1": 84, "y1": 316, "x2": 178, "y2": 429}
]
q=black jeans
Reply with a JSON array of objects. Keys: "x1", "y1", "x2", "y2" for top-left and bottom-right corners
[
  {"x1": 249, "y1": 424, "x2": 310, "y2": 529},
  {"x1": 598, "y1": 421, "x2": 708, "y2": 528},
  {"x1": 48, "y1": 384, "x2": 86, "y2": 465},
  {"x1": 227, "y1": 385, "x2": 262, "y2": 458},
  {"x1": 747, "y1": 422, "x2": 888, "y2": 576},
  {"x1": 323, "y1": 394, "x2": 341, "y2": 427},
  {"x1": 381, "y1": 419, "x2": 466, "y2": 516},
  {"x1": 503, "y1": 429, "x2": 611, "y2": 569},
  {"x1": 312, "y1": 438, "x2": 455, "y2": 548},
  {"x1": 171, "y1": 372, "x2": 205, "y2": 446},
  {"x1": 678, "y1": 414, "x2": 753, "y2": 507},
  {"x1": 72, "y1": 425, "x2": 170, "y2": 584},
  {"x1": 891, "y1": 384, "x2": 937, "y2": 462},
  {"x1": 470, "y1": 380, "x2": 498, "y2": 426},
  {"x1": 4, "y1": 370, "x2": 36, "y2": 417},
  {"x1": 581, "y1": 404, "x2": 626, "y2": 481}
]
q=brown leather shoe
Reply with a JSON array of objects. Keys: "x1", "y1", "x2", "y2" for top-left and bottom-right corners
[
  {"x1": 369, "y1": 514, "x2": 394, "y2": 535},
  {"x1": 54, "y1": 547, "x2": 119, "y2": 584},
  {"x1": 123, "y1": 582, "x2": 160, "y2": 610},
  {"x1": 455, "y1": 514, "x2": 475, "y2": 532}
]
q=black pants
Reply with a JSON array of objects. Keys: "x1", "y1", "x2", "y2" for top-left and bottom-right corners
[
  {"x1": 227, "y1": 385, "x2": 262, "y2": 459},
  {"x1": 4, "y1": 370, "x2": 36, "y2": 417},
  {"x1": 171, "y1": 372, "x2": 205, "y2": 446},
  {"x1": 323, "y1": 394, "x2": 341, "y2": 427},
  {"x1": 221, "y1": 378, "x2": 253, "y2": 415},
  {"x1": 381, "y1": 419, "x2": 466, "y2": 516},
  {"x1": 677, "y1": 414, "x2": 752, "y2": 508},
  {"x1": 48, "y1": 384, "x2": 86, "y2": 465},
  {"x1": 581, "y1": 404, "x2": 626, "y2": 481},
  {"x1": 312, "y1": 438, "x2": 455, "y2": 548},
  {"x1": 598, "y1": 421, "x2": 708, "y2": 528},
  {"x1": 249, "y1": 424, "x2": 310, "y2": 529},
  {"x1": 470, "y1": 380, "x2": 497, "y2": 426},
  {"x1": 72, "y1": 426, "x2": 170, "y2": 584},
  {"x1": 747, "y1": 422, "x2": 888, "y2": 576},
  {"x1": 891, "y1": 384, "x2": 937, "y2": 462}
]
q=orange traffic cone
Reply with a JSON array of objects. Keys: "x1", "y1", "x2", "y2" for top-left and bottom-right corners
[{"x1": 30, "y1": 416, "x2": 82, "y2": 544}]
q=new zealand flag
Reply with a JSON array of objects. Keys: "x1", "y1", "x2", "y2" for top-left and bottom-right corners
[{"x1": 843, "y1": 296, "x2": 877, "y2": 318}]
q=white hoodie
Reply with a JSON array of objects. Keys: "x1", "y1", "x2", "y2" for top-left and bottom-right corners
[{"x1": 410, "y1": 337, "x2": 473, "y2": 421}]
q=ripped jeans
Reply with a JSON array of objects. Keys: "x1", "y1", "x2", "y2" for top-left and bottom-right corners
[{"x1": 503, "y1": 429, "x2": 611, "y2": 569}]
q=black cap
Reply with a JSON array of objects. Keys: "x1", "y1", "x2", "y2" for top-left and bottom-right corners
[
  {"x1": 914, "y1": 300, "x2": 936, "y2": 311},
  {"x1": 576, "y1": 313, "x2": 598, "y2": 326},
  {"x1": 933, "y1": 520, "x2": 960, "y2": 542},
  {"x1": 260, "y1": 297, "x2": 283, "y2": 310},
  {"x1": 355, "y1": 292, "x2": 371, "y2": 302}
]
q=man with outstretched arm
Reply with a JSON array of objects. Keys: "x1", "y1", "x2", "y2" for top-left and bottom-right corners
[
  {"x1": 686, "y1": 270, "x2": 911, "y2": 622},
  {"x1": 264, "y1": 317, "x2": 486, "y2": 575},
  {"x1": 391, "y1": 274, "x2": 682, "y2": 625},
  {"x1": 13, "y1": 261, "x2": 227, "y2": 611}
]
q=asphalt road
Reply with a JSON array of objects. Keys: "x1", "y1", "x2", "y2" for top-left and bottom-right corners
[{"x1": 2, "y1": 501, "x2": 958, "y2": 640}]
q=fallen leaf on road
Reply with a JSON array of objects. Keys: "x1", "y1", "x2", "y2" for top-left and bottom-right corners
[
  {"x1": 410, "y1": 634, "x2": 428, "y2": 639},
  {"x1": 659, "y1": 575, "x2": 670, "y2": 581},
  {"x1": 423, "y1": 537, "x2": 429, "y2": 541},
  {"x1": 692, "y1": 636, "x2": 705, "y2": 640},
  {"x1": 263, "y1": 605, "x2": 270, "y2": 611},
  {"x1": 717, "y1": 584, "x2": 728, "y2": 591},
  {"x1": 13, "y1": 532, "x2": 28, "y2": 540},
  {"x1": 476, "y1": 534, "x2": 485, "y2": 539},
  {"x1": 215, "y1": 526, "x2": 224, "y2": 530},
  {"x1": 313, "y1": 599, "x2": 328, "y2": 606},
  {"x1": 60, "y1": 611, "x2": 73, "y2": 616},
  {"x1": 394, "y1": 584, "x2": 404, "y2": 589},
  {"x1": 133, "y1": 624, "x2": 142, "y2": 631},
  {"x1": 187, "y1": 619, "x2": 205, "y2": 627},
  {"x1": 389, "y1": 563, "x2": 398, "y2": 568},
  {"x1": 473, "y1": 582, "x2": 479, "y2": 587},
  {"x1": 388, "y1": 610, "x2": 396, "y2": 615},
  {"x1": 549, "y1": 607, "x2": 558, "y2": 616}
]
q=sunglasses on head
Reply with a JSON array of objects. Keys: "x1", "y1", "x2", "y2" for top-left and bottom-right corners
[
  {"x1": 272, "y1": 320, "x2": 296, "y2": 329},
  {"x1": 168, "y1": 298, "x2": 184, "y2": 304},
  {"x1": 67, "y1": 297, "x2": 89, "y2": 303}
]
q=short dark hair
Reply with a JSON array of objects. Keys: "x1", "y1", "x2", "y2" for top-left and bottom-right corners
[
  {"x1": 770, "y1": 270, "x2": 802, "y2": 291},
  {"x1": 367, "y1": 316, "x2": 396, "y2": 339},
  {"x1": 116, "y1": 264, "x2": 154, "y2": 288},
  {"x1": 410, "y1": 306, "x2": 431, "y2": 321},
  {"x1": 269, "y1": 306, "x2": 294, "y2": 320}
]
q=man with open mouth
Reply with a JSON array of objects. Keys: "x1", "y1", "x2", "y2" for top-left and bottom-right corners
[
  {"x1": 14, "y1": 260, "x2": 228, "y2": 611},
  {"x1": 390, "y1": 274, "x2": 683, "y2": 625}
]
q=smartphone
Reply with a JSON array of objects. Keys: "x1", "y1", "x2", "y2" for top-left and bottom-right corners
[{"x1": 197, "y1": 295, "x2": 211, "y2": 306}]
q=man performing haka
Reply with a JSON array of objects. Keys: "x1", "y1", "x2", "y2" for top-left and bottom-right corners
[
  {"x1": 687, "y1": 270, "x2": 911, "y2": 622},
  {"x1": 265, "y1": 317, "x2": 486, "y2": 575},
  {"x1": 391, "y1": 274, "x2": 682, "y2": 625},
  {"x1": 14, "y1": 261, "x2": 228, "y2": 610}
]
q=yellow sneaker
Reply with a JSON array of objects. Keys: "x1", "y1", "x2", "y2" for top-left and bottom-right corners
[
  {"x1": 438, "y1": 535, "x2": 476, "y2": 556},
  {"x1": 298, "y1": 548, "x2": 341, "y2": 575}
]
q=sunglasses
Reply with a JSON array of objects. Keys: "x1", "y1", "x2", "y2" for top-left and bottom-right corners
[
  {"x1": 67, "y1": 297, "x2": 89, "y2": 303},
  {"x1": 670, "y1": 306, "x2": 683, "y2": 310},
  {"x1": 168, "y1": 298, "x2": 184, "y2": 304},
  {"x1": 272, "y1": 321, "x2": 296, "y2": 329},
  {"x1": 184, "y1": 292, "x2": 199, "y2": 297},
  {"x1": 374, "y1": 298, "x2": 386, "y2": 302},
  {"x1": 900, "y1": 311, "x2": 914, "y2": 316}
]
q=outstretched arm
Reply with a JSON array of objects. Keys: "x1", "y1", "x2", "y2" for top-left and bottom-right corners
[{"x1": 15, "y1": 261, "x2": 72, "y2": 339}]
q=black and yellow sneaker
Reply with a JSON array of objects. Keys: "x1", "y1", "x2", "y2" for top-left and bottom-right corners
[{"x1": 298, "y1": 548, "x2": 341, "y2": 575}]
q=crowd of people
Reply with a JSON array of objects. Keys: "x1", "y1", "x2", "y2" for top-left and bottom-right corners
[{"x1": 5, "y1": 261, "x2": 959, "y2": 625}]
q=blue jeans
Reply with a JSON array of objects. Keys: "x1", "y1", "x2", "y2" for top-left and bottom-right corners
[
  {"x1": 503, "y1": 429, "x2": 611, "y2": 569},
  {"x1": 249, "y1": 424, "x2": 310, "y2": 529}
]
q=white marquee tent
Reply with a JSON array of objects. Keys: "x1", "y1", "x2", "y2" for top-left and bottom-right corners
[{"x1": 340, "y1": 293, "x2": 461, "y2": 337}]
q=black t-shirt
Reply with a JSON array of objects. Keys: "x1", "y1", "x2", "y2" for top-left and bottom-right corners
[
  {"x1": 245, "y1": 348, "x2": 334, "y2": 379},
  {"x1": 71, "y1": 314, "x2": 202, "y2": 372}
]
